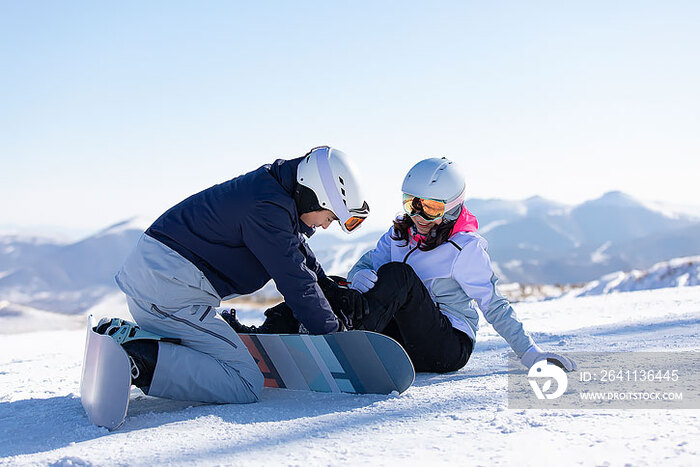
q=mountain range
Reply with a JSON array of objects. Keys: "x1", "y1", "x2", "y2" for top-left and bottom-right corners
[
  {"x1": 1, "y1": 191, "x2": 699, "y2": 314},
  {"x1": 464, "y1": 191, "x2": 700, "y2": 284},
  {"x1": 311, "y1": 191, "x2": 700, "y2": 284}
]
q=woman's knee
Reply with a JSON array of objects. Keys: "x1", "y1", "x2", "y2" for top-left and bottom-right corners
[
  {"x1": 376, "y1": 262, "x2": 420, "y2": 286},
  {"x1": 432, "y1": 334, "x2": 473, "y2": 373}
]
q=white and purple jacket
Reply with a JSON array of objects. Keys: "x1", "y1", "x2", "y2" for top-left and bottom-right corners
[{"x1": 347, "y1": 206, "x2": 535, "y2": 357}]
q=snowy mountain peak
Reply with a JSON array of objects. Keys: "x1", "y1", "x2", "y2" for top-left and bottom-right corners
[
  {"x1": 586, "y1": 191, "x2": 641, "y2": 208},
  {"x1": 522, "y1": 195, "x2": 567, "y2": 215},
  {"x1": 92, "y1": 217, "x2": 153, "y2": 238},
  {"x1": 524, "y1": 195, "x2": 552, "y2": 204}
]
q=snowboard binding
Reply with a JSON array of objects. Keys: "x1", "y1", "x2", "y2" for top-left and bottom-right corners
[
  {"x1": 93, "y1": 317, "x2": 179, "y2": 392},
  {"x1": 94, "y1": 317, "x2": 180, "y2": 345}
]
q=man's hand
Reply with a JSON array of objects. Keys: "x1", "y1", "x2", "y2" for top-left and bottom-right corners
[
  {"x1": 334, "y1": 310, "x2": 350, "y2": 332},
  {"x1": 319, "y1": 276, "x2": 369, "y2": 329}
]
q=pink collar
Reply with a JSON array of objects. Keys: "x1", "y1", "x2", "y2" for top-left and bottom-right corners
[
  {"x1": 450, "y1": 204, "x2": 479, "y2": 235},
  {"x1": 409, "y1": 204, "x2": 479, "y2": 243}
]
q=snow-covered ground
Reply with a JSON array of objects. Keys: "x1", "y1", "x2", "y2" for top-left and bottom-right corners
[{"x1": 1, "y1": 286, "x2": 699, "y2": 466}]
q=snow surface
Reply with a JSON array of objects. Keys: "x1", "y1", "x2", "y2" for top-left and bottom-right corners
[{"x1": 1, "y1": 287, "x2": 699, "y2": 466}]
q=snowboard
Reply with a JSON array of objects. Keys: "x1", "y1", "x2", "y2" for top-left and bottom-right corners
[
  {"x1": 239, "y1": 331, "x2": 415, "y2": 395},
  {"x1": 80, "y1": 314, "x2": 132, "y2": 430},
  {"x1": 80, "y1": 317, "x2": 415, "y2": 430}
]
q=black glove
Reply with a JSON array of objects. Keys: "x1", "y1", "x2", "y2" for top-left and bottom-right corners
[
  {"x1": 334, "y1": 311, "x2": 349, "y2": 332},
  {"x1": 318, "y1": 276, "x2": 369, "y2": 329}
]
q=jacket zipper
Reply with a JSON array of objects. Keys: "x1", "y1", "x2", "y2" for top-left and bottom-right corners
[
  {"x1": 403, "y1": 244, "x2": 420, "y2": 263},
  {"x1": 199, "y1": 306, "x2": 212, "y2": 322}
]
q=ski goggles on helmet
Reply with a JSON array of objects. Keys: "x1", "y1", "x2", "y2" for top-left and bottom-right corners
[
  {"x1": 402, "y1": 194, "x2": 448, "y2": 221},
  {"x1": 344, "y1": 216, "x2": 365, "y2": 232},
  {"x1": 402, "y1": 193, "x2": 464, "y2": 222},
  {"x1": 342, "y1": 201, "x2": 370, "y2": 232}
]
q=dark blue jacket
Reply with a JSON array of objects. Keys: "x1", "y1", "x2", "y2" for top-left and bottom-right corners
[{"x1": 145, "y1": 157, "x2": 339, "y2": 334}]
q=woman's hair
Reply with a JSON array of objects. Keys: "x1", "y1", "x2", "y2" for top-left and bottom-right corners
[{"x1": 391, "y1": 214, "x2": 456, "y2": 251}]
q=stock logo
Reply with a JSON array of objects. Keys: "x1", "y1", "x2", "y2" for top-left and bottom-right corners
[{"x1": 528, "y1": 360, "x2": 568, "y2": 400}]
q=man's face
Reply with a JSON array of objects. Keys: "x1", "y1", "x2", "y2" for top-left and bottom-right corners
[{"x1": 300, "y1": 209, "x2": 338, "y2": 230}]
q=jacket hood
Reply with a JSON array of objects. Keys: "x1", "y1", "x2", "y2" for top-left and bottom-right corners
[
  {"x1": 266, "y1": 157, "x2": 315, "y2": 237},
  {"x1": 267, "y1": 157, "x2": 303, "y2": 195}
]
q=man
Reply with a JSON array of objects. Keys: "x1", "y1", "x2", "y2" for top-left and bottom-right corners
[{"x1": 108, "y1": 146, "x2": 370, "y2": 404}]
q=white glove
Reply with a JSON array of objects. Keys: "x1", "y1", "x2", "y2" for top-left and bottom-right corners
[
  {"x1": 521, "y1": 344, "x2": 578, "y2": 372},
  {"x1": 349, "y1": 269, "x2": 378, "y2": 293}
]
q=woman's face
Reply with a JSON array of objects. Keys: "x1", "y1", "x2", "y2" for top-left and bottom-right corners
[
  {"x1": 411, "y1": 214, "x2": 443, "y2": 235},
  {"x1": 300, "y1": 209, "x2": 338, "y2": 230}
]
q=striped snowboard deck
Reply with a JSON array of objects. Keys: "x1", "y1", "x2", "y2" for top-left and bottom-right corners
[{"x1": 239, "y1": 331, "x2": 415, "y2": 395}]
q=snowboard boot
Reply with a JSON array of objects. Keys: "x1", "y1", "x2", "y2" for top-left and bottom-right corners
[
  {"x1": 122, "y1": 339, "x2": 158, "y2": 393},
  {"x1": 95, "y1": 317, "x2": 161, "y2": 393},
  {"x1": 221, "y1": 303, "x2": 300, "y2": 334}
]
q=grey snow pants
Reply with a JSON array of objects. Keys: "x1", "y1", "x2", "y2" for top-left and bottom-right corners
[{"x1": 116, "y1": 234, "x2": 264, "y2": 404}]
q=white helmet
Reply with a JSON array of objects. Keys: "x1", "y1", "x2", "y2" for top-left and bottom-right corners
[
  {"x1": 401, "y1": 157, "x2": 466, "y2": 221},
  {"x1": 297, "y1": 146, "x2": 370, "y2": 233}
]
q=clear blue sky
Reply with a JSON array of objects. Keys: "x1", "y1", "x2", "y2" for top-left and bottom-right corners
[{"x1": 1, "y1": 1, "x2": 698, "y2": 237}]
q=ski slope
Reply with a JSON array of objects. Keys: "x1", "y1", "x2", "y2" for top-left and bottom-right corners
[{"x1": 1, "y1": 286, "x2": 698, "y2": 466}]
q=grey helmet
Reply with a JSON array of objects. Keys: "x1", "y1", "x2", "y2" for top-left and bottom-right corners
[{"x1": 401, "y1": 157, "x2": 466, "y2": 222}]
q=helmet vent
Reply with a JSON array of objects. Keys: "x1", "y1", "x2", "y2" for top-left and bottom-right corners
[{"x1": 338, "y1": 176, "x2": 345, "y2": 185}]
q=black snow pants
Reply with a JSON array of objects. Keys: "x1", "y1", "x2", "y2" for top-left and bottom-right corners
[{"x1": 358, "y1": 262, "x2": 473, "y2": 373}]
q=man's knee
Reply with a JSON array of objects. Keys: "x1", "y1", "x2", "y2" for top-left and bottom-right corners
[
  {"x1": 239, "y1": 379, "x2": 263, "y2": 403},
  {"x1": 221, "y1": 361, "x2": 264, "y2": 403},
  {"x1": 247, "y1": 368, "x2": 264, "y2": 401}
]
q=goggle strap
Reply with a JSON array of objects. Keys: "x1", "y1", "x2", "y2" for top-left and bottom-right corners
[
  {"x1": 444, "y1": 188, "x2": 466, "y2": 211},
  {"x1": 348, "y1": 200, "x2": 370, "y2": 216}
]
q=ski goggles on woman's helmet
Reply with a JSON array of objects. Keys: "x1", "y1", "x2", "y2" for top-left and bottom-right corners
[{"x1": 402, "y1": 193, "x2": 463, "y2": 222}]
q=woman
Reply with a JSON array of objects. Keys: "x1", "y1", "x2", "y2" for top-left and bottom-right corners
[
  {"x1": 346, "y1": 157, "x2": 576, "y2": 373},
  {"x1": 106, "y1": 146, "x2": 370, "y2": 404}
]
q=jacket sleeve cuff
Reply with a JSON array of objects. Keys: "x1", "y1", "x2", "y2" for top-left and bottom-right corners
[{"x1": 520, "y1": 343, "x2": 543, "y2": 366}]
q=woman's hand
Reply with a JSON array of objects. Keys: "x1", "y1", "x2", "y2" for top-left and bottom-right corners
[
  {"x1": 521, "y1": 344, "x2": 578, "y2": 372},
  {"x1": 349, "y1": 269, "x2": 378, "y2": 293}
]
